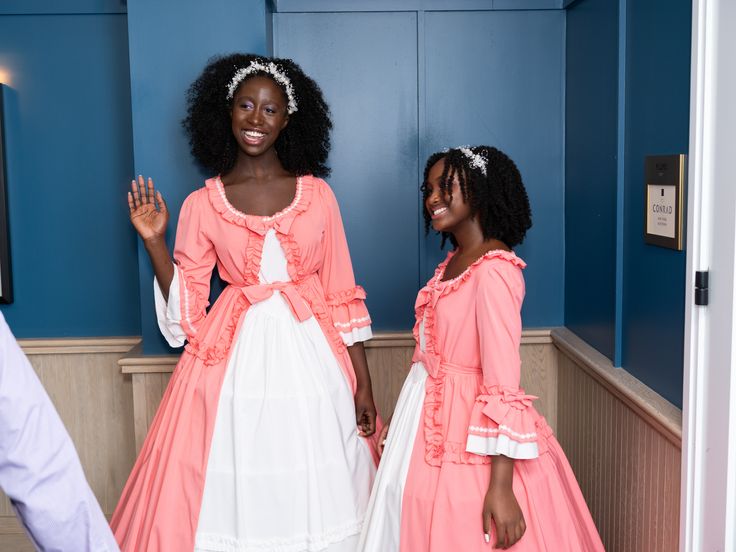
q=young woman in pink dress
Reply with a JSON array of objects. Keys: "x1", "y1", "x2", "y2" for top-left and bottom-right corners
[
  {"x1": 359, "y1": 146, "x2": 604, "y2": 551},
  {"x1": 113, "y1": 54, "x2": 379, "y2": 552}
]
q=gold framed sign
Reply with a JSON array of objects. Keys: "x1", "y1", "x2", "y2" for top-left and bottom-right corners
[{"x1": 644, "y1": 154, "x2": 686, "y2": 251}]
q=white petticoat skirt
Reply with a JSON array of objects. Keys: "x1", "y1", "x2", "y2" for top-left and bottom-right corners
[{"x1": 157, "y1": 230, "x2": 376, "y2": 552}]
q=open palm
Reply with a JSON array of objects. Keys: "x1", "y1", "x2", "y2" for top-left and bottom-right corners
[{"x1": 128, "y1": 175, "x2": 169, "y2": 241}]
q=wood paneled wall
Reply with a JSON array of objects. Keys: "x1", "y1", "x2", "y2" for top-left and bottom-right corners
[
  {"x1": 0, "y1": 329, "x2": 683, "y2": 552},
  {"x1": 121, "y1": 331, "x2": 559, "y2": 452},
  {"x1": 553, "y1": 328, "x2": 682, "y2": 552}
]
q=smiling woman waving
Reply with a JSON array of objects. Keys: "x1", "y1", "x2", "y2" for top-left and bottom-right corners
[{"x1": 112, "y1": 54, "x2": 380, "y2": 552}]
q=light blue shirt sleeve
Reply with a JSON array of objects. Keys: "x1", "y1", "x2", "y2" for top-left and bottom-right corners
[{"x1": 0, "y1": 312, "x2": 119, "y2": 551}]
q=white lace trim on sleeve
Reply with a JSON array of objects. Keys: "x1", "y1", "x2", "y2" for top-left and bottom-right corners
[
  {"x1": 154, "y1": 268, "x2": 187, "y2": 348},
  {"x1": 339, "y1": 325, "x2": 373, "y2": 347}
]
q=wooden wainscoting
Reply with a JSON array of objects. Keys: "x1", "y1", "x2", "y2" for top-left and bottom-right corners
[
  {"x1": 121, "y1": 330, "x2": 559, "y2": 452},
  {"x1": 0, "y1": 337, "x2": 139, "y2": 548},
  {"x1": 1, "y1": 328, "x2": 682, "y2": 552},
  {"x1": 552, "y1": 328, "x2": 682, "y2": 552}
]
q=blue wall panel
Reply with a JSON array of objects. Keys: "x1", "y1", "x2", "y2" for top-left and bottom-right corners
[
  {"x1": 274, "y1": 12, "x2": 420, "y2": 330},
  {"x1": 621, "y1": 0, "x2": 691, "y2": 407},
  {"x1": 564, "y1": 0, "x2": 618, "y2": 359},
  {"x1": 0, "y1": 13, "x2": 139, "y2": 337},
  {"x1": 126, "y1": 0, "x2": 268, "y2": 353},
  {"x1": 424, "y1": 10, "x2": 566, "y2": 327}
]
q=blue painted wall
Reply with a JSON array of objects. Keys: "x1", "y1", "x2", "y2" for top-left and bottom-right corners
[
  {"x1": 423, "y1": 10, "x2": 565, "y2": 328},
  {"x1": 0, "y1": 8, "x2": 139, "y2": 337},
  {"x1": 621, "y1": 0, "x2": 691, "y2": 407},
  {"x1": 275, "y1": 9, "x2": 565, "y2": 329},
  {"x1": 564, "y1": 0, "x2": 619, "y2": 359},
  {"x1": 274, "y1": 12, "x2": 420, "y2": 330},
  {"x1": 126, "y1": 0, "x2": 268, "y2": 353},
  {"x1": 0, "y1": 2, "x2": 693, "y2": 410}
]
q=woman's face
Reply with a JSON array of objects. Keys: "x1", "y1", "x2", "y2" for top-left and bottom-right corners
[
  {"x1": 424, "y1": 158, "x2": 473, "y2": 234},
  {"x1": 230, "y1": 75, "x2": 289, "y2": 156}
]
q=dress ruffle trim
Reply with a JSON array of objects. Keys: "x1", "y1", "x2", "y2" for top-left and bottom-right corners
[
  {"x1": 434, "y1": 249, "x2": 526, "y2": 294},
  {"x1": 299, "y1": 283, "x2": 349, "y2": 357},
  {"x1": 329, "y1": 289, "x2": 371, "y2": 333},
  {"x1": 205, "y1": 175, "x2": 314, "y2": 235},
  {"x1": 195, "y1": 518, "x2": 363, "y2": 552},
  {"x1": 422, "y1": 371, "x2": 491, "y2": 466},
  {"x1": 325, "y1": 286, "x2": 367, "y2": 306},
  {"x1": 177, "y1": 266, "x2": 210, "y2": 339},
  {"x1": 466, "y1": 386, "x2": 553, "y2": 459},
  {"x1": 185, "y1": 294, "x2": 248, "y2": 366}
]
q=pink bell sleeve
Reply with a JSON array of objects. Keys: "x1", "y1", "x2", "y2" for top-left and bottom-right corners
[
  {"x1": 317, "y1": 183, "x2": 372, "y2": 346},
  {"x1": 465, "y1": 260, "x2": 542, "y2": 460},
  {"x1": 154, "y1": 192, "x2": 216, "y2": 347}
]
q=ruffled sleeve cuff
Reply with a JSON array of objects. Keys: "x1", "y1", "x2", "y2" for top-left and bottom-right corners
[
  {"x1": 153, "y1": 269, "x2": 187, "y2": 348},
  {"x1": 326, "y1": 286, "x2": 372, "y2": 346},
  {"x1": 465, "y1": 386, "x2": 542, "y2": 460}
]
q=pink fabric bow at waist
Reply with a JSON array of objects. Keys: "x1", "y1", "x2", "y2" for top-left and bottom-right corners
[
  {"x1": 412, "y1": 348, "x2": 480, "y2": 379},
  {"x1": 235, "y1": 282, "x2": 313, "y2": 322}
]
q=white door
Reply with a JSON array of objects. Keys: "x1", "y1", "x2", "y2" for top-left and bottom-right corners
[{"x1": 681, "y1": 1, "x2": 736, "y2": 550}]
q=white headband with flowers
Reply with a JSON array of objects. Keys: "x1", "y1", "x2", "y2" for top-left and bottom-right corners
[
  {"x1": 226, "y1": 60, "x2": 298, "y2": 114},
  {"x1": 458, "y1": 146, "x2": 488, "y2": 176}
]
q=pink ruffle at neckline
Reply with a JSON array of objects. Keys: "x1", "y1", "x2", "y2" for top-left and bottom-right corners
[{"x1": 205, "y1": 175, "x2": 314, "y2": 236}]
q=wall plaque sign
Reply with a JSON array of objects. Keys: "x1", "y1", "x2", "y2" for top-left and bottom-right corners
[{"x1": 644, "y1": 154, "x2": 686, "y2": 251}]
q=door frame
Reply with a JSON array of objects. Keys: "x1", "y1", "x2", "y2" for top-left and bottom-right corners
[{"x1": 681, "y1": 0, "x2": 736, "y2": 549}]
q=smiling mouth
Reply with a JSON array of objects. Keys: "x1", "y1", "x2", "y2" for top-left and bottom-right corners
[
  {"x1": 241, "y1": 130, "x2": 266, "y2": 144},
  {"x1": 430, "y1": 206, "x2": 448, "y2": 219}
]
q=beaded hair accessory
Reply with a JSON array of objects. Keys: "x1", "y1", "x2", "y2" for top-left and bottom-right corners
[
  {"x1": 226, "y1": 60, "x2": 298, "y2": 114},
  {"x1": 458, "y1": 146, "x2": 488, "y2": 176}
]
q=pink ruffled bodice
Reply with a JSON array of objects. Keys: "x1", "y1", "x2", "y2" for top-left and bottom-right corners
[
  {"x1": 412, "y1": 250, "x2": 552, "y2": 466},
  {"x1": 174, "y1": 175, "x2": 372, "y2": 387}
]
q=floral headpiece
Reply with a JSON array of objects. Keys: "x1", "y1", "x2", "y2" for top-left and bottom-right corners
[
  {"x1": 458, "y1": 146, "x2": 488, "y2": 176},
  {"x1": 226, "y1": 60, "x2": 298, "y2": 114}
]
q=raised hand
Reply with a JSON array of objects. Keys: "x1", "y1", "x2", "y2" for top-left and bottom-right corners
[{"x1": 128, "y1": 175, "x2": 169, "y2": 242}]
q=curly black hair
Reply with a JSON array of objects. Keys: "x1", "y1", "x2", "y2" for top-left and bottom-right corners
[
  {"x1": 183, "y1": 53, "x2": 332, "y2": 177},
  {"x1": 422, "y1": 145, "x2": 532, "y2": 248}
]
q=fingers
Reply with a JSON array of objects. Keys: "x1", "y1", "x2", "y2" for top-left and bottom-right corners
[
  {"x1": 138, "y1": 175, "x2": 148, "y2": 204},
  {"x1": 129, "y1": 176, "x2": 163, "y2": 214},
  {"x1": 494, "y1": 525, "x2": 507, "y2": 549},
  {"x1": 363, "y1": 409, "x2": 376, "y2": 437},
  {"x1": 131, "y1": 179, "x2": 140, "y2": 209},
  {"x1": 493, "y1": 520, "x2": 524, "y2": 549},
  {"x1": 357, "y1": 409, "x2": 376, "y2": 437},
  {"x1": 147, "y1": 177, "x2": 156, "y2": 206},
  {"x1": 377, "y1": 423, "x2": 390, "y2": 457},
  {"x1": 482, "y1": 512, "x2": 492, "y2": 544},
  {"x1": 156, "y1": 190, "x2": 168, "y2": 214}
]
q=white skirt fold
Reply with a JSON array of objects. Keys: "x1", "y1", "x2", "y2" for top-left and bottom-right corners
[{"x1": 357, "y1": 362, "x2": 428, "y2": 552}]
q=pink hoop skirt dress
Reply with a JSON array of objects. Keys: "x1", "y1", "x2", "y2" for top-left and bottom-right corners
[
  {"x1": 112, "y1": 176, "x2": 378, "y2": 552},
  {"x1": 359, "y1": 251, "x2": 604, "y2": 551}
]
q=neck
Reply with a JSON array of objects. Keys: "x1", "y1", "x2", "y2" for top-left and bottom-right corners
[
  {"x1": 450, "y1": 218, "x2": 486, "y2": 253},
  {"x1": 230, "y1": 147, "x2": 287, "y2": 180},
  {"x1": 451, "y1": 219, "x2": 509, "y2": 254}
]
